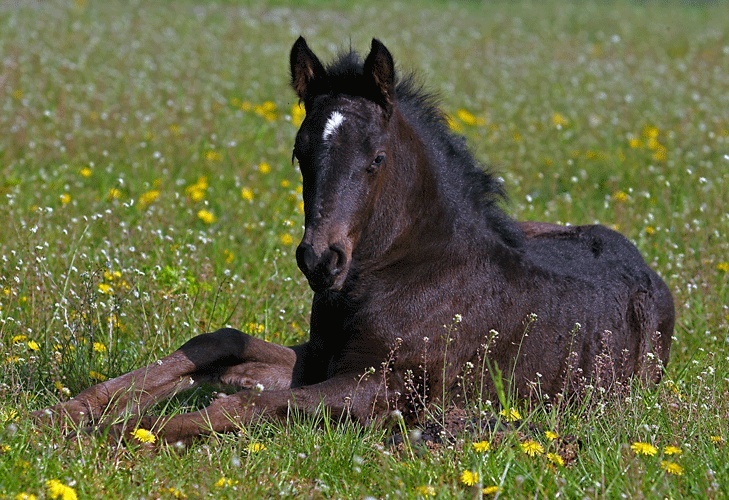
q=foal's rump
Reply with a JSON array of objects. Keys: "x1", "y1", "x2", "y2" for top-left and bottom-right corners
[{"x1": 518, "y1": 221, "x2": 674, "y2": 383}]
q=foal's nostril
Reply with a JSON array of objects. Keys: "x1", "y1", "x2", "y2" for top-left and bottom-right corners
[
  {"x1": 296, "y1": 242, "x2": 317, "y2": 275},
  {"x1": 328, "y1": 244, "x2": 348, "y2": 274}
]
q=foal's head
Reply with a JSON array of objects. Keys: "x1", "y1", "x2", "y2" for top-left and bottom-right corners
[{"x1": 290, "y1": 37, "x2": 396, "y2": 293}]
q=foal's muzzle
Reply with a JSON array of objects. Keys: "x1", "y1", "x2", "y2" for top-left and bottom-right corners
[{"x1": 296, "y1": 241, "x2": 349, "y2": 293}]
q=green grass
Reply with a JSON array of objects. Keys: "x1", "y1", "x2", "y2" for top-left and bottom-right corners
[{"x1": 2, "y1": 0, "x2": 729, "y2": 497}]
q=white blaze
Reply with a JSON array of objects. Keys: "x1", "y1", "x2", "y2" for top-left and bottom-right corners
[{"x1": 322, "y1": 111, "x2": 345, "y2": 141}]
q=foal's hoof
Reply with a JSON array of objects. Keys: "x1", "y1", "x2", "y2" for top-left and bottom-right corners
[{"x1": 30, "y1": 404, "x2": 88, "y2": 433}]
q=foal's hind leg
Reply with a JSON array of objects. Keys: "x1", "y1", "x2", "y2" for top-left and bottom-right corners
[{"x1": 32, "y1": 328, "x2": 297, "y2": 431}]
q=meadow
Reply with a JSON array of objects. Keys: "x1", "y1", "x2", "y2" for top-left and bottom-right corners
[{"x1": 1, "y1": 0, "x2": 728, "y2": 497}]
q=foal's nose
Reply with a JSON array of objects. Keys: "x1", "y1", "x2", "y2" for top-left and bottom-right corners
[
  {"x1": 296, "y1": 241, "x2": 348, "y2": 292},
  {"x1": 296, "y1": 242, "x2": 318, "y2": 277}
]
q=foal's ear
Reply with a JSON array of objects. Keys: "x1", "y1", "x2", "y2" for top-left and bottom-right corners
[
  {"x1": 290, "y1": 36, "x2": 327, "y2": 103},
  {"x1": 363, "y1": 39, "x2": 395, "y2": 115}
]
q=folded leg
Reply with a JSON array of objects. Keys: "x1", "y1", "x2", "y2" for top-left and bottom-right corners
[
  {"x1": 113, "y1": 369, "x2": 396, "y2": 444},
  {"x1": 32, "y1": 328, "x2": 297, "y2": 430}
]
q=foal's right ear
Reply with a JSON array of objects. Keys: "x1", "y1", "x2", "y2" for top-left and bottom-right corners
[{"x1": 290, "y1": 37, "x2": 327, "y2": 103}]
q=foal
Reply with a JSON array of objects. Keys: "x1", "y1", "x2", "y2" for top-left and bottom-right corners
[{"x1": 34, "y1": 37, "x2": 674, "y2": 443}]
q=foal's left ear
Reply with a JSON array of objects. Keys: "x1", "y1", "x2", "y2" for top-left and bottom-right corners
[
  {"x1": 290, "y1": 36, "x2": 327, "y2": 104},
  {"x1": 363, "y1": 39, "x2": 395, "y2": 116}
]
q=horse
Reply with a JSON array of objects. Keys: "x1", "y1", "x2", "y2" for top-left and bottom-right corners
[{"x1": 33, "y1": 37, "x2": 674, "y2": 444}]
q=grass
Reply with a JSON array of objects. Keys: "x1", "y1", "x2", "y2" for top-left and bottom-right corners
[{"x1": 1, "y1": 0, "x2": 728, "y2": 497}]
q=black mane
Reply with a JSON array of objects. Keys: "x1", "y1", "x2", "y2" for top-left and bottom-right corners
[{"x1": 324, "y1": 50, "x2": 524, "y2": 247}]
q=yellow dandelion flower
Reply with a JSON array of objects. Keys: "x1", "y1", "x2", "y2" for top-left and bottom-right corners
[
  {"x1": 189, "y1": 189, "x2": 205, "y2": 202},
  {"x1": 456, "y1": 108, "x2": 478, "y2": 127},
  {"x1": 244, "y1": 322, "x2": 265, "y2": 334},
  {"x1": 645, "y1": 226, "x2": 656, "y2": 235},
  {"x1": 258, "y1": 162, "x2": 271, "y2": 174},
  {"x1": 254, "y1": 101, "x2": 278, "y2": 121},
  {"x1": 663, "y1": 445, "x2": 682, "y2": 456},
  {"x1": 291, "y1": 103, "x2": 306, "y2": 127},
  {"x1": 521, "y1": 440, "x2": 544, "y2": 457},
  {"x1": 279, "y1": 233, "x2": 294, "y2": 246},
  {"x1": 214, "y1": 477, "x2": 239, "y2": 488},
  {"x1": 460, "y1": 470, "x2": 479, "y2": 486},
  {"x1": 12, "y1": 335, "x2": 28, "y2": 344},
  {"x1": 197, "y1": 209, "x2": 216, "y2": 224},
  {"x1": 545, "y1": 431, "x2": 559, "y2": 441},
  {"x1": 79, "y1": 167, "x2": 92, "y2": 178},
  {"x1": 642, "y1": 125, "x2": 659, "y2": 139},
  {"x1": 131, "y1": 428, "x2": 156, "y2": 444},
  {"x1": 138, "y1": 189, "x2": 160, "y2": 208},
  {"x1": 27, "y1": 340, "x2": 40, "y2": 351},
  {"x1": 631, "y1": 441, "x2": 658, "y2": 456},
  {"x1": 628, "y1": 136, "x2": 642, "y2": 149},
  {"x1": 241, "y1": 187, "x2": 254, "y2": 202},
  {"x1": 107, "y1": 188, "x2": 122, "y2": 200},
  {"x1": 415, "y1": 485, "x2": 436, "y2": 496},
  {"x1": 551, "y1": 112, "x2": 569, "y2": 128},
  {"x1": 717, "y1": 262, "x2": 729, "y2": 273},
  {"x1": 165, "y1": 487, "x2": 186, "y2": 499},
  {"x1": 482, "y1": 486, "x2": 500, "y2": 495},
  {"x1": 223, "y1": 249, "x2": 234, "y2": 264},
  {"x1": 652, "y1": 145, "x2": 667, "y2": 162},
  {"x1": 185, "y1": 177, "x2": 209, "y2": 202},
  {"x1": 89, "y1": 370, "x2": 107, "y2": 381},
  {"x1": 709, "y1": 435, "x2": 724, "y2": 444},
  {"x1": 205, "y1": 150, "x2": 222, "y2": 162},
  {"x1": 12, "y1": 89, "x2": 23, "y2": 100},
  {"x1": 1, "y1": 444, "x2": 11, "y2": 453},
  {"x1": 98, "y1": 283, "x2": 113, "y2": 294},
  {"x1": 499, "y1": 407, "x2": 522, "y2": 422},
  {"x1": 547, "y1": 452, "x2": 565, "y2": 466},
  {"x1": 246, "y1": 442, "x2": 266, "y2": 453},
  {"x1": 93, "y1": 342, "x2": 107, "y2": 353},
  {"x1": 59, "y1": 193, "x2": 71, "y2": 205},
  {"x1": 15, "y1": 493, "x2": 38, "y2": 500},
  {"x1": 472, "y1": 441, "x2": 491, "y2": 452},
  {"x1": 103, "y1": 270, "x2": 122, "y2": 281},
  {"x1": 660, "y1": 460, "x2": 684, "y2": 476},
  {"x1": 46, "y1": 479, "x2": 77, "y2": 500},
  {"x1": 612, "y1": 190, "x2": 629, "y2": 202}
]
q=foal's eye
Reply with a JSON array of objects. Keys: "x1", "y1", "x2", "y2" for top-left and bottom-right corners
[{"x1": 368, "y1": 153, "x2": 385, "y2": 172}]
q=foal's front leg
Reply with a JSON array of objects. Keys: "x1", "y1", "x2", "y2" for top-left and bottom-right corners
[{"x1": 32, "y1": 328, "x2": 297, "y2": 431}]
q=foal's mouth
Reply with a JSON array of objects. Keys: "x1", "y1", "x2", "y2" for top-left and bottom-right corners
[{"x1": 306, "y1": 267, "x2": 349, "y2": 294}]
